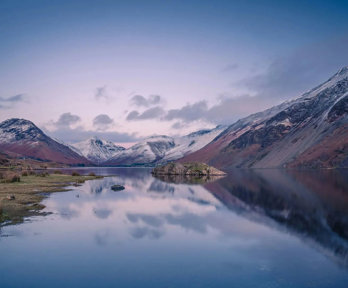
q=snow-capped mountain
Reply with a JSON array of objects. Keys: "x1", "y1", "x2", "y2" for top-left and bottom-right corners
[
  {"x1": 104, "y1": 135, "x2": 176, "y2": 166},
  {"x1": 3, "y1": 67, "x2": 347, "y2": 168},
  {"x1": 104, "y1": 126, "x2": 225, "y2": 166},
  {"x1": 181, "y1": 66, "x2": 348, "y2": 169},
  {"x1": 162, "y1": 126, "x2": 226, "y2": 162},
  {"x1": 0, "y1": 118, "x2": 225, "y2": 166},
  {"x1": 71, "y1": 137, "x2": 125, "y2": 164},
  {"x1": 0, "y1": 118, "x2": 90, "y2": 165}
]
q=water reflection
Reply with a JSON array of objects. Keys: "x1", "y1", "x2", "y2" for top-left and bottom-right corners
[
  {"x1": 1, "y1": 167, "x2": 348, "y2": 287},
  {"x1": 48, "y1": 168, "x2": 348, "y2": 267},
  {"x1": 204, "y1": 169, "x2": 348, "y2": 267},
  {"x1": 153, "y1": 174, "x2": 225, "y2": 185},
  {"x1": 43, "y1": 169, "x2": 224, "y2": 244}
]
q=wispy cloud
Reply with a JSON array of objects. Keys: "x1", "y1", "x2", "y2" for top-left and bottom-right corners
[
  {"x1": 45, "y1": 126, "x2": 139, "y2": 144},
  {"x1": 240, "y1": 35, "x2": 348, "y2": 102},
  {"x1": 165, "y1": 101, "x2": 207, "y2": 122},
  {"x1": 159, "y1": 36, "x2": 348, "y2": 126},
  {"x1": 171, "y1": 121, "x2": 186, "y2": 129},
  {"x1": 162, "y1": 97, "x2": 255, "y2": 125},
  {"x1": 94, "y1": 86, "x2": 108, "y2": 101},
  {"x1": 0, "y1": 94, "x2": 25, "y2": 109}
]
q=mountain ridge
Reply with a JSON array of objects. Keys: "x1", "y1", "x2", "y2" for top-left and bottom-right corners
[
  {"x1": 104, "y1": 126, "x2": 226, "y2": 166},
  {"x1": 180, "y1": 66, "x2": 348, "y2": 169},
  {"x1": 0, "y1": 118, "x2": 90, "y2": 165},
  {"x1": 71, "y1": 136, "x2": 125, "y2": 164},
  {"x1": 2, "y1": 67, "x2": 347, "y2": 168}
]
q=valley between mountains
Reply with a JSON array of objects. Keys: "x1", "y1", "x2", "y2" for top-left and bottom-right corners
[{"x1": 1, "y1": 67, "x2": 348, "y2": 169}]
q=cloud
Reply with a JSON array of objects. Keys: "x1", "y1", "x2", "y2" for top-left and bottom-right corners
[
  {"x1": 46, "y1": 112, "x2": 138, "y2": 143},
  {"x1": 93, "y1": 114, "x2": 114, "y2": 131},
  {"x1": 165, "y1": 101, "x2": 208, "y2": 122},
  {"x1": 0, "y1": 94, "x2": 24, "y2": 102},
  {"x1": 0, "y1": 94, "x2": 25, "y2": 109},
  {"x1": 171, "y1": 121, "x2": 186, "y2": 129},
  {"x1": 130, "y1": 94, "x2": 162, "y2": 107},
  {"x1": 124, "y1": 96, "x2": 269, "y2": 125},
  {"x1": 240, "y1": 35, "x2": 348, "y2": 101},
  {"x1": 54, "y1": 112, "x2": 81, "y2": 128},
  {"x1": 206, "y1": 95, "x2": 273, "y2": 124},
  {"x1": 126, "y1": 106, "x2": 165, "y2": 121},
  {"x1": 161, "y1": 95, "x2": 274, "y2": 125},
  {"x1": 45, "y1": 126, "x2": 139, "y2": 143},
  {"x1": 129, "y1": 226, "x2": 164, "y2": 240},
  {"x1": 165, "y1": 99, "x2": 249, "y2": 124},
  {"x1": 162, "y1": 35, "x2": 348, "y2": 126},
  {"x1": 95, "y1": 86, "x2": 108, "y2": 100}
]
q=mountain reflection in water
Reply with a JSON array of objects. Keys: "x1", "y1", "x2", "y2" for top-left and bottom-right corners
[
  {"x1": 1, "y1": 167, "x2": 348, "y2": 288},
  {"x1": 55, "y1": 167, "x2": 348, "y2": 267},
  {"x1": 203, "y1": 169, "x2": 348, "y2": 267},
  {"x1": 153, "y1": 173, "x2": 225, "y2": 185}
]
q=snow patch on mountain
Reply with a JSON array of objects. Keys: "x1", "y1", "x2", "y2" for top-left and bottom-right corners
[
  {"x1": 71, "y1": 137, "x2": 125, "y2": 163},
  {"x1": 181, "y1": 66, "x2": 348, "y2": 169},
  {"x1": 163, "y1": 126, "x2": 226, "y2": 161},
  {"x1": 0, "y1": 118, "x2": 44, "y2": 143},
  {"x1": 0, "y1": 118, "x2": 90, "y2": 164},
  {"x1": 105, "y1": 126, "x2": 226, "y2": 166},
  {"x1": 106, "y1": 135, "x2": 175, "y2": 165}
]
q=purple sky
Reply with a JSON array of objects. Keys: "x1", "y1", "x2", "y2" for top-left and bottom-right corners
[{"x1": 1, "y1": 0, "x2": 348, "y2": 143}]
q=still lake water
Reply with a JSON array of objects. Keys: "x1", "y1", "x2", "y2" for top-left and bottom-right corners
[{"x1": 1, "y1": 167, "x2": 348, "y2": 288}]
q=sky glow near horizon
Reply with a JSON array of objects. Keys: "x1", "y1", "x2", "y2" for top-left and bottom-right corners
[{"x1": 1, "y1": 0, "x2": 348, "y2": 143}]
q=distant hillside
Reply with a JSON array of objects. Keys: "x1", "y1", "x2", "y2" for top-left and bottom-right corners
[
  {"x1": 0, "y1": 118, "x2": 90, "y2": 165},
  {"x1": 181, "y1": 67, "x2": 348, "y2": 169},
  {"x1": 104, "y1": 126, "x2": 225, "y2": 166}
]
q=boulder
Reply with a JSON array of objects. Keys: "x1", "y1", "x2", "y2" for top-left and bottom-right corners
[{"x1": 111, "y1": 184, "x2": 125, "y2": 191}]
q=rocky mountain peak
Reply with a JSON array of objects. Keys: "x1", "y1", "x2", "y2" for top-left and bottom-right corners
[
  {"x1": 0, "y1": 118, "x2": 36, "y2": 129},
  {"x1": 335, "y1": 66, "x2": 348, "y2": 76},
  {"x1": 0, "y1": 118, "x2": 89, "y2": 164},
  {"x1": 71, "y1": 136, "x2": 125, "y2": 163},
  {"x1": 0, "y1": 118, "x2": 45, "y2": 143}
]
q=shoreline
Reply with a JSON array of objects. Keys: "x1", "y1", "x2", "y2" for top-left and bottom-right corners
[{"x1": 0, "y1": 173, "x2": 104, "y2": 226}]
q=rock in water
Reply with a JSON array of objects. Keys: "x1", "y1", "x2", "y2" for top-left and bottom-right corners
[
  {"x1": 111, "y1": 184, "x2": 125, "y2": 191},
  {"x1": 152, "y1": 162, "x2": 226, "y2": 176}
]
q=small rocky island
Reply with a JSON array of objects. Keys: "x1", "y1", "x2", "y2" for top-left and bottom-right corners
[{"x1": 152, "y1": 162, "x2": 226, "y2": 176}]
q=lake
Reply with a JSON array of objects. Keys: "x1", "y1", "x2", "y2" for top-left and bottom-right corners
[{"x1": 1, "y1": 167, "x2": 348, "y2": 288}]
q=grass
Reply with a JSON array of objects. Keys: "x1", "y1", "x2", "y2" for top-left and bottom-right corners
[{"x1": 0, "y1": 173, "x2": 103, "y2": 226}]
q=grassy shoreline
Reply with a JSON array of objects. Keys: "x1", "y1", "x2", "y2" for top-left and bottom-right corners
[{"x1": 0, "y1": 173, "x2": 103, "y2": 226}]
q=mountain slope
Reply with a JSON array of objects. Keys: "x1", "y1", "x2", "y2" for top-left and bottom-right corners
[
  {"x1": 104, "y1": 135, "x2": 176, "y2": 166},
  {"x1": 104, "y1": 126, "x2": 225, "y2": 166},
  {"x1": 163, "y1": 126, "x2": 225, "y2": 162},
  {"x1": 71, "y1": 137, "x2": 125, "y2": 164},
  {"x1": 0, "y1": 118, "x2": 90, "y2": 165},
  {"x1": 181, "y1": 67, "x2": 348, "y2": 169}
]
